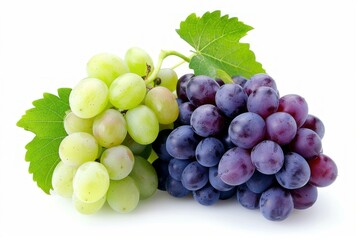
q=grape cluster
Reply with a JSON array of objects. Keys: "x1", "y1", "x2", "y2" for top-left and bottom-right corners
[
  {"x1": 152, "y1": 73, "x2": 338, "y2": 221},
  {"x1": 52, "y1": 48, "x2": 180, "y2": 214}
]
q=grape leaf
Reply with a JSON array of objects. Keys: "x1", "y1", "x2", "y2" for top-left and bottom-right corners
[
  {"x1": 17, "y1": 88, "x2": 71, "y2": 194},
  {"x1": 176, "y1": 10, "x2": 265, "y2": 79}
]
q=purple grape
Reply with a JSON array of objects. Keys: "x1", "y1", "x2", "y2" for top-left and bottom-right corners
[
  {"x1": 247, "y1": 86, "x2": 279, "y2": 118},
  {"x1": 290, "y1": 183, "x2": 318, "y2": 210},
  {"x1": 166, "y1": 125, "x2": 201, "y2": 159},
  {"x1": 166, "y1": 176, "x2": 191, "y2": 198},
  {"x1": 231, "y1": 75, "x2": 248, "y2": 87},
  {"x1": 208, "y1": 166, "x2": 234, "y2": 191},
  {"x1": 186, "y1": 75, "x2": 220, "y2": 106},
  {"x1": 301, "y1": 114, "x2": 325, "y2": 139},
  {"x1": 193, "y1": 184, "x2": 220, "y2": 206},
  {"x1": 245, "y1": 170, "x2": 275, "y2": 194},
  {"x1": 215, "y1": 78, "x2": 225, "y2": 86},
  {"x1": 275, "y1": 152, "x2": 311, "y2": 189},
  {"x1": 177, "y1": 102, "x2": 196, "y2": 125},
  {"x1": 244, "y1": 73, "x2": 278, "y2": 96},
  {"x1": 266, "y1": 112, "x2": 297, "y2": 145},
  {"x1": 260, "y1": 186, "x2": 294, "y2": 221},
  {"x1": 152, "y1": 129, "x2": 173, "y2": 161},
  {"x1": 152, "y1": 159, "x2": 169, "y2": 191},
  {"x1": 190, "y1": 104, "x2": 225, "y2": 137},
  {"x1": 278, "y1": 94, "x2": 308, "y2": 127},
  {"x1": 290, "y1": 128, "x2": 322, "y2": 159},
  {"x1": 196, "y1": 137, "x2": 225, "y2": 167},
  {"x1": 168, "y1": 158, "x2": 193, "y2": 181},
  {"x1": 308, "y1": 154, "x2": 337, "y2": 187},
  {"x1": 215, "y1": 84, "x2": 248, "y2": 118},
  {"x1": 218, "y1": 131, "x2": 236, "y2": 150},
  {"x1": 218, "y1": 147, "x2": 255, "y2": 186},
  {"x1": 237, "y1": 184, "x2": 261, "y2": 209},
  {"x1": 219, "y1": 188, "x2": 237, "y2": 200},
  {"x1": 181, "y1": 161, "x2": 209, "y2": 191},
  {"x1": 176, "y1": 73, "x2": 194, "y2": 101},
  {"x1": 228, "y1": 112, "x2": 266, "y2": 149},
  {"x1": 251, "y1": 140, "x2": 284, "y2": 174}
]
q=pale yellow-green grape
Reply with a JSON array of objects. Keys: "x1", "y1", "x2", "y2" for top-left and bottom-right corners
[
  {"x1": 73, "y1": 162, "x2": 109, "y2": 203},
  {"x1": 106, "y1": 177, "x2": 140, "y2": 213},
  {"x1": 109, "y1": 73, "x2": 146, "y2": 110},
  {"x1": 125, "y1": 105, "x2": 159, "y2": 145},
  {"x1": 64, "y1": 111, "x2": 94, "y2": 134},
  {"x1": 147, "y1": 149, "x2": 158, "y2": 164},
  {"x1": 59, "y1": 132, "x2": 98, "y2": 167},
  {"x1": 129, "y1": 156, "x2": 158, "y2": 199},
  {"x1": 100, "y1": 145, "x2": 134, "y2": 180},
  {"x1": 145, "y1": 86, "x2": 179, "y2": 124},
  {"x1": 51, "y1": 161, "x2": 78, "y2": 198},
  {"x1": 124, "y1": 47, "x2": 154, "y2": 77},
  {"x1": 73, "y1": 194, "x2": 106, "y2": 215},
  {"x1": 156, "y1": 68, "x2": 178, "y2": 92},
  {"x1": 159, "y1": 123, "x2": 174, "y2": 131},
  {"x1": 121, "y1": 134, "x2": 147, "y2": 155},
  {"x1": 92, "y1": 109, "x2": 127, "y2": 148},
  {"x1": 87, "y1": 53, "x2": 129, "y2": 86},
  {"x1": 69, "y1": 78, "x2": 109, "y2": 119}
]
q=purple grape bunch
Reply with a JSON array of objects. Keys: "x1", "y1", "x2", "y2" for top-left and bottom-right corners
[{"x1": 152, "y1": 73, "x2": 338, "y2": 221}]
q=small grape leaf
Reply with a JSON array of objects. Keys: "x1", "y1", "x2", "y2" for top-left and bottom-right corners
[
  {"x1": 17, "y1": 88, "x2": 71, "y2": 194},
  {"x1": 177, "y1": 10, "x2": 265, "y2": 79}
]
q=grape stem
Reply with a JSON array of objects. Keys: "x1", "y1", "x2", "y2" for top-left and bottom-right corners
[{"x1": 145, "y1": 50, "x2": 191, "y2": 84}]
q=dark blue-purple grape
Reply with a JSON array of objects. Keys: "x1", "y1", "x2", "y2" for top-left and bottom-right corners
[
  {"x1": 181, "y1": 161, "x2": 209, "y2": 191},
  {"x1": 219, "y1": 188, "x2": 237, "y2": 200},
  {"x1": 168, "y1": 158, "x2": 193, "y2": 181},
  {"x1": 247, "y1": 86, "x2": 279, "y2": 119},
  {"x1": 152, "y1": 159, "x2": 169, "y2": 191},
  {"x1": 237, "y1": 184, "x2": 261, "y2": 209},
  {"x1": 218, "y1": 147, "x2": 255, "y2": 186},
  {"x1": 246, "y1": 170, "x2": 275, "y2": 194},
  {"x1": 266, "y1": 112, "x2": 297, "y2": 145},
  {"x1": 208, "y1": 166, "x2": 234, "y2": 191},
  {"x1": 290, "y1": 183, "x2": 318, "y2": 210},
  {"x1": 176, "y1": 73, "x2": 194, "y2": 101},
  {"x1": 251, "y1": 140, "x2": 284, "y2": 174},
  {"x1": 278, "y1": 94, "x2": 308, "y2": 127},
  {"x1": 290, "y1": 128, "x2": 322, "y2": 159},
  {"x1": 193, "y1": 184, "x2": 220, "y2": 206},
  {"x1": 190, "y1": 104, "x2": 225, "y2": 137},
  {"x1": 217, "y1": 131, "x2": 236, "y2": 150},
  {"x1": 244, "y1": 73, "x2": 278, "y2": 96},
  {"x1": 231, "y1": 75, "x2": 248, "y2": 87},
  {"x1": 260, "y1": 187, "x2": 294, "y2": 221},
  {"x1": 166, "y1": 125, "x2": 201, "y2": 159},
  {"x1": 186, "y1": 75, "x2": 220, "y2": 106},
  {"x1": 195, "y1": 137, "x2": 225, "y2": 167},
  {"x1": 215, "y1": 84, "x2": 248, "y2": 118},
  {"x1": 228, "y1": 112, "x2": 266, "y2": 149},
  {"x1": 176, "y1": 102, "x2": 196, "y2": 125},
  {"x1": 301, "y1": 114, "x2": 325, "y2": 139},
  {"x1": 166, "y1": 176, "x2": 191, "y2": 198},
  {"x1": 152, "y1": 129, "x2": 173, "y2": 161},
  {"x1": 275, "y1": 152, "x2": 311, "y2": 189},
  {"x1": 308, "y1": 154, "x2": 337, "y2": 187}
]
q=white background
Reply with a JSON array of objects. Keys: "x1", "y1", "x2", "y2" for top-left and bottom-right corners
[{"x1": 0, "y1": 0, "x2": 359, "y2": 239}]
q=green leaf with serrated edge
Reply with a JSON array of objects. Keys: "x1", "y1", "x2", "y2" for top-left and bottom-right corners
[
  {"x1": 17, "y1": 88, "x2": 71, "y2": 194},
  {"x1": 176, "y1": 11, "x2": 265, "y2": 79}
]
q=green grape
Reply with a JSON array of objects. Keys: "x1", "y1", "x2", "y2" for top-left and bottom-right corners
[
  {"x1": 124, "y1": 47, "x2": 154, "y2": 77},
  {"x1": 109, "y1": 73, "x2": 146, "y2": 110},
  {"x1": 106, "y1": 177, "x2": 140, "y2": 213},
  {"x1": 100, "y1": 145, "x2": 134, "y2": 180},
  {"x1": 52, "y1": 161, "x2": 77, "y2": 198},
  {"x1": 70, "y1": 78, "x2": 109, "y2": 119},
  {"x1": 125, "y1": 105, "x2": 159, "y2": 145},
  {"x1": 73, "y1": 194, "x2": 106, "y2": 215},
  {"x1": 64, "y1": 111, "x2": 94, "y2": 134},
  {"x1": 159, "y1": 123, "x2": 174, "y2": 131},
  {"x1": 59, "y1": 132, "x2": 98, "y2": 167},
  {"x1": 73, "y1": 162, "x2": 110, "y2": 203},
  {"x1": 156, "y1": 68, "x2": 178, "y2": 92},
  {"x1": 145, "y1": 86, "x2": 179, "y2": 124},
  {"x1": 121, "y1": 134, "x2": 147, "y2": 155},
  {"x1": 147, "y1": 149, "x2": 158, "y2": 164},
  {"x1": 129, "y1": 156, "x2": 158, "y2": 199},
  {"x1": 87, "y1": 53, "x2": 129, "y2": 86},
  {"x1": 93, "y1": 109, "x2": 127, "y2": 148}
]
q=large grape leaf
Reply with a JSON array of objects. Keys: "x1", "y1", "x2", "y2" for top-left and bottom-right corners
[
  {"x1": 177, "y1": 11, "x2": 265, "y2": 79},
  {"x1": 17, "y1": 88, "x2": 71, "y2": 194}
]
